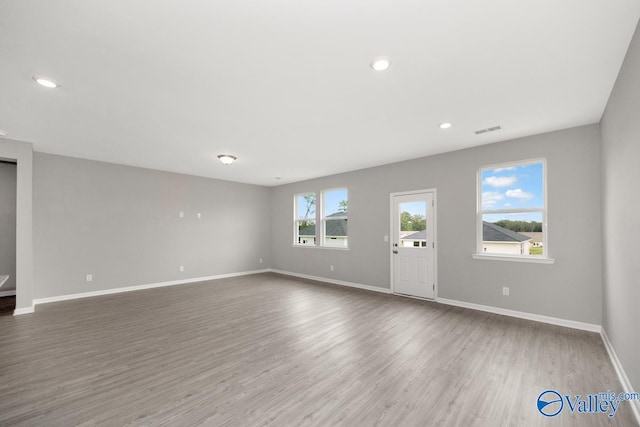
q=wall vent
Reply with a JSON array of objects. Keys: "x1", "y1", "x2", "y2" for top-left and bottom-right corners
[{"x1": 475, "y1": 125, "x2": 502, "y2": 134}]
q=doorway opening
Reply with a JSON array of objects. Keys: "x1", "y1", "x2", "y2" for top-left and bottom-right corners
[{"x1": 0, "y1": 160, "x2": 17, "y2": 315}]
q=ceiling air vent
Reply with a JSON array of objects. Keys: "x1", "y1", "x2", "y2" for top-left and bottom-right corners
[{"x1": 475, "y1": 125, "x2": 502, "y2": 135}]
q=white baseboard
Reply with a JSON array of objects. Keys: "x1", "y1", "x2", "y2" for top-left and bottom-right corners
[
  {"x1": 270, "y1": 269, "x2": 393, "y2": 295},
  {"x1": 436, "y1": 297, "x2": 602, "y2": 333},
  {"x1": 269, "y1": 271, "x2": 601, "y2": 333},
  {"x1": 601, "y1": 329, "x2": 640, "y2": 424},
  {"x1": 0, "y1": 290, "x2": 16, "y2": 297},
  {"x1": 13, "y1": 306, "x2": 34, "y2": 315},
  {"x1": 32, "y1": 269, "x2": 271, "y2": 306}
]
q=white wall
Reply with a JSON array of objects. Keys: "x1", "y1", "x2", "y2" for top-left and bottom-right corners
[
  {"x1": 271, "y1": 125, "x2": 603, "y2": 324},
  {"x1": 33, "y1": 153, "x2": 271, "y2": 299},
  {"x1": 600, "y1": 19, "x2": 640, "y2": 395}
]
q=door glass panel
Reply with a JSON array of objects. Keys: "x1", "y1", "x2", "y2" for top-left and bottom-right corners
[{"x1": 399, "y1": 201, "x2": 427, "y2": 248}]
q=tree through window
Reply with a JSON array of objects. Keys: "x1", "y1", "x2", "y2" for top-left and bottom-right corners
[{"x1": 295, "y1": 193, "x2": 316, "y2": 246}]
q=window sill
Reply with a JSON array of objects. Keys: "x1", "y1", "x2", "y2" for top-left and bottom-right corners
[
  {"x1": 472, "y1": 254, "x2": 556, "y2": 264},
  {"x1": 292, "y1": 244, "x2": 350, "y2": 251}
]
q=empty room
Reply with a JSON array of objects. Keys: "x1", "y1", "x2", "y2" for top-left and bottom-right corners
[{"x1": 1, "y1": 1, "x2": 639, "y2": 426}]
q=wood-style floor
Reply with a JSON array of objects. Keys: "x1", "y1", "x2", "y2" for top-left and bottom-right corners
[{"x1": 0, "y1": 273, "x2": 636, "y2": 426}]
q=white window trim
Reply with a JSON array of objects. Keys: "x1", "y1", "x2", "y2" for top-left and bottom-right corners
[
  {"x1": 472, "y1": 253, "x2": 555, "y2": 264},
  {"x1": 290, "y1": 244, "x2": 350, "y2": 251},
  {"x1": 475, "y1": 158, "x2": 555, "y2": 264}
]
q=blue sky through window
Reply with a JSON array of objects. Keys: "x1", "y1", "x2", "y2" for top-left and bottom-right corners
[
  {"x1": 296, "y1": 193, "x2": 315, "y2": 220},
  {"x1": 399, "y1": 201, "x2": 426, "y2": 217},
  {"x1": 325, "y1": 189, "x2": 348, "y2": 216},
  {"x1": 481, "y1": 162, "x2": 543, "y2": 222}
]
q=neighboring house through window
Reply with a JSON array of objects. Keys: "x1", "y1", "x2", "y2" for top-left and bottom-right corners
[
  {"x1": 478, "y1": 159, "x2": 547, "y2": 258},
  {"x1": 400, "y1": 230, "x2": 427, "y2": 247}
]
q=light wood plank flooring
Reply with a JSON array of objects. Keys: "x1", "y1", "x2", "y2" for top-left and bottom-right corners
[{"x1": 0, "y1": 273, "x2": 636, "y2": 426}]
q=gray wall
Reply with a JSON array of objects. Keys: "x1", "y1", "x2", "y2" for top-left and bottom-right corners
[
  {"x1": 33, "y1": 153, "x2": 271, "y2": 299},
  {"x1": 600, "y1": 21, "x2": 640, "y2": 392},
  {"x1": 0, "y1": 139, "x2": 33, "y2": 311},
  {"x1": 0, "y1": 161, "x2": 17, "y2": 291},
  {"x1": 271, "y1": 124, "x2": 603, "y2": 324}
]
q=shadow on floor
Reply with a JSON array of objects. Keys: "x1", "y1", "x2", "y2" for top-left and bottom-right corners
[{"x1": 0, "y1": 296, "x2": 15, "y2": 316}]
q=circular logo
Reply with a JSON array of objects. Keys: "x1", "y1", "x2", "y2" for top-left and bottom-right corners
[{"x1": 537, "y1": 390, "x2": 563, "y2": 417}]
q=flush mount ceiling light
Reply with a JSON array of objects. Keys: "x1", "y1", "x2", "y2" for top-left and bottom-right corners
[
  {"x1": 217, "y1": 154, "x2": 237, "y2": 165},
  {"x1": 439, "y1": 122, "x2": 452, "y2": 129},
  {"x1": 370, "y1": 56, "x2": 391, "y2": 71},
  {"x1": 33, "y1": 76, "x2": 60, "y2": 88}
]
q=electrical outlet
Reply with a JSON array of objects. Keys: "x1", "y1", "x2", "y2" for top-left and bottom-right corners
[
  {"x1": 502, "y1": 287, "x2": 509, "y2": 296},
  {"x1": 197, "y1": 213, "x2": 201, "y2": 219},
  {"x1": 330, "y1": 265, "x2": 334, "y2": 272},
  {"x1": 179, "y1": 211, "x2": 184, "y2": 218},
  {"x1": 259, "y1": 258, "x2": 263, "y2": 264},
  {"x1": 384, "y1": 235, "x2": 389, "y2": 242},
  {"x1": 179, "y1": 265, "x2": 184, "y2": 272},
  {"x1": 86, "y1": 274, "x2": 93, "y2": 282}
]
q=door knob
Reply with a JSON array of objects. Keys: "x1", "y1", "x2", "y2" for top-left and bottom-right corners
[{"x1": 392, "y1": 250, "x2": 398, "y2": 254}]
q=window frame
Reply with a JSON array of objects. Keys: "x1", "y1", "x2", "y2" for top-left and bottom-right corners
[
  {"x1": 293, "y1": 192, "x2": 317, "y2": 247},
  {"x1": 321, "y1": 188, "x2": 348, "y2": 249},
  {"x1": 292, "y1": 188, "x2": 349, "y2": 250},
  {"x1": 473, "y1": 158, "x2": 555, "y2": 264}
]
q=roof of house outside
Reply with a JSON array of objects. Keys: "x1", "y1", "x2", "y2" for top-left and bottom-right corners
[
  {"x1": 299, "y1": 217, "x2": 347, "y2": 237},
  {"x1": 519, "y1": 232, "x2": 543, "y2": 243},
  {"x1": 483, "y1": 221, "x2": 531, "y2": 242},
  {"x1": 402, "y1": 230, "x2": 427, "y2": 240}
]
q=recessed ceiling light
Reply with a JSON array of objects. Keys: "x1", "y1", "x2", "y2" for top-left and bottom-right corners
[
  {"x1": 217, "y1": 154, "x2": 237, "y2": 165},
  {"x1": 33, "y1": 76, "x2": 60, "y2": 88},
  {"x1": 0, "y1": 130, "x2": 7, "y2": 137},
  {"x1": 439, "y1": 122, "x2": 452, "y2": 129},
  {"x1": 370, "y1": 56, "x2": 391, "y2": 71}
]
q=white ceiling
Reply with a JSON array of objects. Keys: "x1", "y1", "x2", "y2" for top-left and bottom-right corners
[{"x1": 1, "y1": 1, "x2": 639, "y2": 186}]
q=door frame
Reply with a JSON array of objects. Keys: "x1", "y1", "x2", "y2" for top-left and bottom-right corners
[
  {"x1": 389, "y1": 188, "x2": 438, "y2": 299},
  {"x1": 0, "y1": 139, "x2": 34, "y2": 314}
]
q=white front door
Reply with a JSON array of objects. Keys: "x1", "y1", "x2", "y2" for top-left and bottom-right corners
[{"x1": 391, "y1": 191, "x2": 435, "y2": 299}]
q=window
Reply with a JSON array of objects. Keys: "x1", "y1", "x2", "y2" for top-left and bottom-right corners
[
  {"x1": 295, "y1": 193, "x2": 316, "y2": 246},
  {"x1": 293, "y1": 188, "x2": 348, "y2": 248},
  {"x1": 398, "y1": 201, "x2": 427, "y2": 248},
  {"x1": 477, "y1": 160, "x2": 548, "y2": 259},
  {"x1": 322, "y1": 188, "x2": 348, "y2": 247}
]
